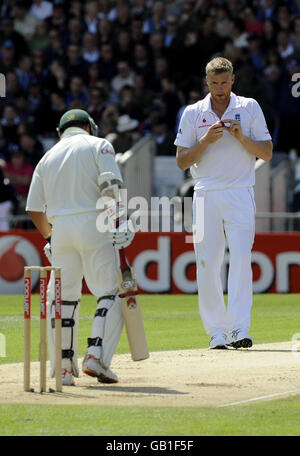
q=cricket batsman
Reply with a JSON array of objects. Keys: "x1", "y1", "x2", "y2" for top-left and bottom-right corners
[{"x1": 26, "y1": 109, "x2": 134, "y2": 385}]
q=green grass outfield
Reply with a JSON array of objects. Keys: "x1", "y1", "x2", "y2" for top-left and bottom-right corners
[{"x1": 0, "y1": 294, "x2": 300, "y2": 436}]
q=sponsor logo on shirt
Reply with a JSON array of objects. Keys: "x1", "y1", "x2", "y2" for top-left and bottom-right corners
[
  {"x1": 101, "y1": 147, "x2": 115, "y2": 156},
  {"x1": 198, "y1": 123, "x2": 213, "y2": 128},
  {"x1": 235, "y1": 114, "x2": 241, "y2": 121}
]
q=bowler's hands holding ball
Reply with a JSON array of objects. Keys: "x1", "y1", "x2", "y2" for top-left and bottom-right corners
[
  {"x1": 204, "y1": 121, "x2": 225, "y2": 144},
  {"x1": 222, "y1": 119, "x2": 243, "y2": 141},
  {"x1": 203, "y1": 120, "x2": 244, "y2": 146}
]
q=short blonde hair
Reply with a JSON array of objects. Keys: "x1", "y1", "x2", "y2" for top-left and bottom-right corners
[{"x1": 205, "y1": 57, "x2": 233, "y2": 76}]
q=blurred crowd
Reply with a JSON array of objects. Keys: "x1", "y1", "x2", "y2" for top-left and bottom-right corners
[{"x1": 0, "y1": 0, "x2": 300, "y2": 225}]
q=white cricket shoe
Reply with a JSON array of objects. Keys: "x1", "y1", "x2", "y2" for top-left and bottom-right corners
[
  {"x1": 82, "y1": 354, "x2": 118, "y2": 383},
  {"x1": 209, "y1": 333, "x2": 228, "y2": 349},
  {"x1": 227, "y1": 329, "x2": 253, "y2": 349},
  {"x1": 62, "y1": 369, "x2": 75, "y2": 386}
]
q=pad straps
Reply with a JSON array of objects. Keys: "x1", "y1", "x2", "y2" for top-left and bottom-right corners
[{"x1": 51, "y1": 300, "x2": 78, "y2": 360}]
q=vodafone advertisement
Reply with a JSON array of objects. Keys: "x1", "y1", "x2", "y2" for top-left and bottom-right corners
[{"x1": 0, "y1": 231, "x2": 299, "y2": 294}]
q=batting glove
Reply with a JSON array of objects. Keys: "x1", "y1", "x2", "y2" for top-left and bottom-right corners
[
  {"x1": 103, "y1": 198, "x2": 125, "y2": 221},
  {"x1": 112, "y1": 219, "x2": 135, "y2": 249},
  {"x1": 43, "y1": 242, "x2": 52, "y2": 264}
]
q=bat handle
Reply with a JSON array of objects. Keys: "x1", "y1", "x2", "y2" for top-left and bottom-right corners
[
  {"x1": 115, "y1": 217, "x2": 130, "y2": 269},
  {"x1": 118, "y1": 248, "x2": 129, "y2": 270}
]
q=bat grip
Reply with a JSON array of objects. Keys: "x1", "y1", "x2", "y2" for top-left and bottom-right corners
[
  {"x1": 119, "y1": 248, "x2": 129, "y2": 270},
  {"x1": 115, "y1": 215, "x2": 129, "y2": 269}
]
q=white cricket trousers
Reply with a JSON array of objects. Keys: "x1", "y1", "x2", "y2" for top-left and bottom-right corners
[
  {"x1": 51, "y1": 212, "x2": 119, "y2": 299},
  {"x1": 193, "y1": 187, "x2": 255, "y2": 336},
  {"x1": 46, "y1": 212, "x2": 123, "y2": 375}
]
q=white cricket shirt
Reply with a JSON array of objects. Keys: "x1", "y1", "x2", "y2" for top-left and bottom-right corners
[
  {"x1": 174, "y1": 93, "x2": 271, "y2": 190},
  {"x1": 26, "y1": 128, "x2": 122, "y2": 221}
]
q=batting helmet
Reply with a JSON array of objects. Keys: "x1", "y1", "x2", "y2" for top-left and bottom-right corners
[{"x1": 57, "y1": 109, "x2": 98, "y2": 137}]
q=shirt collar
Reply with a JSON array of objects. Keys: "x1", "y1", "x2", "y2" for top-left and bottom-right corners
[
  {"x1": 61, "y1": 127, "x2": 89, "y2": 138},
  {"x1": 201, "y1": 92, "x2": 241, "y2": 114}
]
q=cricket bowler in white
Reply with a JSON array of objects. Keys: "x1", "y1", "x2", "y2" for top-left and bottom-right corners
[
  {"x1": 26, "y1": 109, "x2": 134, "y2": 385},
  {"x1": 175, "y1": 57, "x2": 273, "y2": 349}
]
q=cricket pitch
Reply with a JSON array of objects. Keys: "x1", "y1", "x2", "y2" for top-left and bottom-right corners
[{"x1": 0, "y1": 341, "x2": 299, "y2": 408}]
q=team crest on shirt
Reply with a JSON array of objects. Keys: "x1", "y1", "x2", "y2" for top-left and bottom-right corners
[{"x1": 235, "y1": 114, "x2": 241, "y2": 121}]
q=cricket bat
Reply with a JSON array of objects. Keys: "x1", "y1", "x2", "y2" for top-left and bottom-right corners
[{"x1": 117, "y1": 248, "x2": 149, "y2": 361}]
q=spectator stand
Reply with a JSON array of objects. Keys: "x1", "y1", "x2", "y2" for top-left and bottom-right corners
[{"x1": 0, "y1": 0, "x2": 299, "y2": 232}]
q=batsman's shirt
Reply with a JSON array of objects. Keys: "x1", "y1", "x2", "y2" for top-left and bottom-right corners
[
  {"x1": 174, "y1": 93, "x2": 272, "y2": 190},
  {"x1": 26, "y1": 128, "x2": 122, "y2": 221}
]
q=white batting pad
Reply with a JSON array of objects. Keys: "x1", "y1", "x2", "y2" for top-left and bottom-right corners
[
  {"x1": 47, "y1": 273, "x2": 80, "y2": 377},
  {"x1": 88, "y1": 295, "x2": 124, "y2": 368}
]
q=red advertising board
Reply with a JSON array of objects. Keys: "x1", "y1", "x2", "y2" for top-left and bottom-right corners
[{"x1": 0, "y1": 231, "x2": 299, "y2": 294}]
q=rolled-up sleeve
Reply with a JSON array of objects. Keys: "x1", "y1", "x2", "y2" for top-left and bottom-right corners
[
  {"x1": 174, "y1": 106, "x2": 197, "y2": 148},
  {"x1": 96, "y1": 139, "x2": 123, "y2": 182},
  {"x1": 26, "y1": 162, "x2": 46, "y2": 212},
  {"x1": 250, "y1": 99, "x2": 272, "y2": 141}
]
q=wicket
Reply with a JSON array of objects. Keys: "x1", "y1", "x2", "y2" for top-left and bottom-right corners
[{"x1": 24, "y1": 266, "x2": 62, "y2": 393}]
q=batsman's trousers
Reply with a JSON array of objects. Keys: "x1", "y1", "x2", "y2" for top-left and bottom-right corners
[{"x1": 50, "y1": 212, "x2": 119, "y2": 299}]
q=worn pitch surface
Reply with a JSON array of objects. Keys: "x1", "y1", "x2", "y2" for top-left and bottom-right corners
[{"x1": 0, "y1": 342, "x2": 299, "y2": 408}]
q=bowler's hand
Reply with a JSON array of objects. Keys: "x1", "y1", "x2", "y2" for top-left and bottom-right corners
[
  {"x1": 222, "y1": 119, "x2": 243, "y2": 141},
  {"x1": 203, "y1": 121, "x2": 225, "y2": 144}
]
